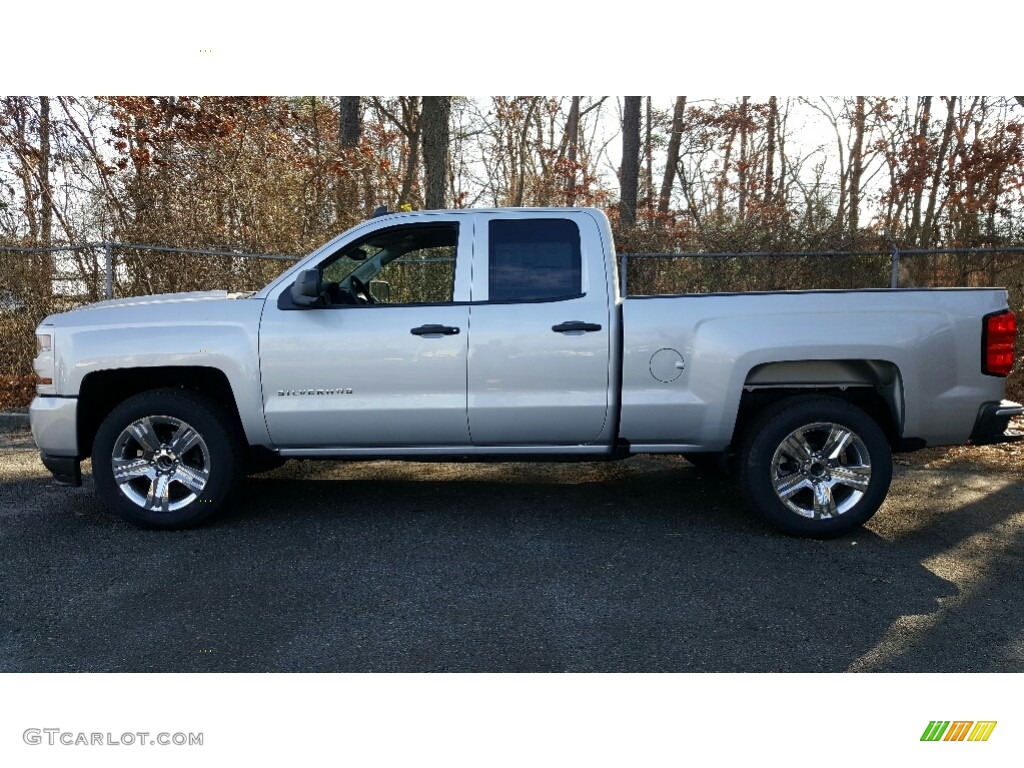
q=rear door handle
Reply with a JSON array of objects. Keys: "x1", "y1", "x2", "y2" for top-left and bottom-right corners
[
  {"x1": 552, "y1": 321, "x2": 602, "y2": 333},
  {"x1": 411, "y1": 324, "x2": 460, "y2": 336}
]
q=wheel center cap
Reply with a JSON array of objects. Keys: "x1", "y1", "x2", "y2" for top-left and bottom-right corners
[{"x1": 154, "y1": 451, "x2": 176, "y2": 472}]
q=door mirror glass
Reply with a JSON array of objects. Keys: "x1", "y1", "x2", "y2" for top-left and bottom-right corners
[{"x1": 291, "y1": 269, "x2": 322, "y2": 307}]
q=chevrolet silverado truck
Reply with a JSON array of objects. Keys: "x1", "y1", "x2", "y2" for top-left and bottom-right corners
[{"x1": 29, "y1": 207, "x2": 1021, "y2": 536}]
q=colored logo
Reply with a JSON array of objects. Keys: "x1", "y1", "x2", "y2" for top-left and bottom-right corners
[{"x1": 921, "y1": 721, "x2": 997, "y2": 742}]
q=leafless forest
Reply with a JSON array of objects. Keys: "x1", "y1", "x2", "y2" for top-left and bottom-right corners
[{"x1": 2, "y1": 96, "x2": 1023, "y2": 406}]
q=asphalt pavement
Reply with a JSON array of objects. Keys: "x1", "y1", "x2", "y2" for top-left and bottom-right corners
[{"x1": 1, "y1": 427, "x2": 1022, "y2": 672}]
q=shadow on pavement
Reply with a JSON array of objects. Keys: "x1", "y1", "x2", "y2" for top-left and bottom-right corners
[{"x1": 3, "y1": 455, "x2": 997, "y2": 672}]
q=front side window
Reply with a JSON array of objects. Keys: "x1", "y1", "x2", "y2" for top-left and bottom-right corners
[
  {"x1": 320, "y1": 224, "x2": 457, "y2": 305},
  {"x1": 488, "y1": 219, "x2": 582, "y2": 302}
]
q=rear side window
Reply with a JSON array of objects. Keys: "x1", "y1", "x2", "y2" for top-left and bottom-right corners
[{"x1": 488, "y1": 219, "x2": 582, "y2": 302}]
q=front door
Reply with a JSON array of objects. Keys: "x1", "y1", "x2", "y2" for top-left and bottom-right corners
[{"x1": 260, "y1": 220, "x2": 472, "y2": 448}]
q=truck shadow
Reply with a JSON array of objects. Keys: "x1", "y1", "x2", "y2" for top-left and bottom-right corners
[
  {"x1": 202, "y1": 456, "x2": 972, "y2": 671},
  {"x1": 3, "y1": 455, "x2": 1020, "y2": 673},
  {"x1": 844, "y1": 463, "x2": 1024, "y2": 672}
]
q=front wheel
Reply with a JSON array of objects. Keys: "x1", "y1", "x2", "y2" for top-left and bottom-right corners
[
  {"x1": 92, "y1": 389, "x2": 243, "y2": 529},
  {"x1": 738, "y1": 397, "x2": 892, "y2": 538}
]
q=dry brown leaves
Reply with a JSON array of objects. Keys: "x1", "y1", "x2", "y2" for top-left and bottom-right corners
[
  {"x1": 0, "y1": 374, "x2": 33, "y2": 411},
  {"x1": 904, "y1": 416, "x2": 1024, "y2": 474}
]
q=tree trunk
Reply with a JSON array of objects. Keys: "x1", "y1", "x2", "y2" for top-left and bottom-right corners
[
  {"x1": 644, "y1": 96, "x2": 653, "y2": 222},
  {"x1": 619, "y1": 97, "x2": 642, "y2": 228},
  {"x1": 395, "y1": 97, "x2": 421, "y2": 209},
  {"x1": 958, "y1": 98, "x2": 983, "y2": 245},
  {"x1": 847, "y1": 96, "x2": 865, "y2": 238},
  {"x1": 658, "y1": 96, "x2": 686, "y2": 214},
  {"x1": 922, "y1": 96, "x2": 956, "y2": 248},
  {"x1": 308, "y1": 97, "x2": 325, "y2": 236},
  {"x1": 39, "y1": 96, "x2": 52, "y2": 246},
  {"x1": 421, "y1": 96, "x2": 451, "y2": 209},
  {"x1": 338, "y1": 96, "x2": 361, "y2": 150},
  {"x1": 717, "y1": 124, "x2": 736, "y2": 216},
  {"x1": 764, "y1": 96, "x2": 777, "y2": 205},
  {"x1": 565, "y1": 96, "x2": 580, "y2": 205},
  {"x1": 738, "y1": 96, "x2": 749, "y2": 219},
  {"x1": 336, "y1": 96, "x2": 362, "y2": 222},
  {"x1": 14, "y1": 101, "x2": 39, "y2": 241},
  {"x1": 776, "y1": 99, "x2": 788, "y2": 202},
  {"x1": 909, "y1": 96, "x2": 931, "y2": 243},
  {"x1": 37, "y1": 96, "x2": 54, "y2": 297},
  {"x1": 513, "y1": 97, "x2": 540, "y2": 207}
]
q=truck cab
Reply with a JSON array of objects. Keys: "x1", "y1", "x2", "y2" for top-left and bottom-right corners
[{"x1": 257, "y1": 208, "x2": 620, "y2": 453}]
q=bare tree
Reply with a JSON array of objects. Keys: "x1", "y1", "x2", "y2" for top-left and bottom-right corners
[
  {"x1": 565, "y1": 96, "x2": 580, "y2": 205},
  {"x1": 738, "y1": 96, "x2": 749, "y2": 218},
  {"x1": 421, "y1": 97, "x2": 451, "y2": 210},
  {"x1": 372, "y1": 97, "x2": 421, "y2": 209},
  {"x1": 847, "y1": 96, "x2": 865, "y2": 238},
  {"x1": 776, "y1": 98, "x2": 789, "y2": 202},
  {"x1": 39, "y1": 96, "x2": 52, "y2": 246},
  {"x1": 620, "y1": 96, "x2": 642, "y2": 228},
  {"x1": 644, "y1": 96, "x2": 653, "y2": 221},
  {"x1": 338, "y1": 96, "x2": 361, "y2": 150},
  {"x1": 334, "y1": 96, "x2": 363, "y2": 220},
  {"x1": 658, "y1": 96, "x2": 686, "y2": 214},
  {"x1": 909, "y1": 96, "x2": 932, "y2": 241},
  {"x1": 922, "y1": 96, "x2": 956, "y2": 247},
  {"x1": 764, "y1": 96, "x2": 777, "y2": 205}
]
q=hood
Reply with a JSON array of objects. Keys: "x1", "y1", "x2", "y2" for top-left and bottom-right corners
[
  {"x1": 40, "y1": 290, "x2": 260, "y2": 328},
  {"x1": 78, "y1": 290, "x2": 254, "y2": 311}
]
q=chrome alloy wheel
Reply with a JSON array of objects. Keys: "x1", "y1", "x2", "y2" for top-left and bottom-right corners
[
  {"x1": 770, "y1": 421, "x2": 872, "y2": 520},
  {"x1": 110, "y1": 415, "x2": 211, "y2": 513}
]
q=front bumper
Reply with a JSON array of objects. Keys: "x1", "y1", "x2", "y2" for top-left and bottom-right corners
[
  {"x1": 969, "y1": 400, "x2": 1024, "y2": 445},
  {"x1": 30, "y1": 396, "x2": 82, "y2": 486}
]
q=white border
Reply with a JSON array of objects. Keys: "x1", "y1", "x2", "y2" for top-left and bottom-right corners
[{"x1": 1, "y1": 673, "x2": 1020, "y2": 766}]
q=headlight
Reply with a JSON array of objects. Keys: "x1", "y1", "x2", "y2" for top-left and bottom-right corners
[{"x1": 34, "y1": 331, "x2": 55, "y2": 393}]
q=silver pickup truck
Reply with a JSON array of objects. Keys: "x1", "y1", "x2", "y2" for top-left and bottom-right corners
[{"x1": 29, "y1": 207, "x2": 1021, "y2": 536}]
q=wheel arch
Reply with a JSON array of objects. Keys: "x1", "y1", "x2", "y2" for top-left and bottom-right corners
[
  {"x1": 731, "y1": 359, "x2": 908, "y2": 451},
  {"x1": 77, "y1": 366, "x2": 246, "y2": 459}
]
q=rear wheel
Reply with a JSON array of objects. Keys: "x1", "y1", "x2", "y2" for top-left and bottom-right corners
[
  {"x1": 738, "y1": 397, "x2": 892, "y2": 537},
  {"x1": 92, "y1": 389, "x2": 243, "y2": 529}
]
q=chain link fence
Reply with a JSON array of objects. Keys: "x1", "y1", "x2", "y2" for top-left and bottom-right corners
[
  {"x1": 619, "y1": 246, "x2": 1024, "y2": 295},
  {"x1": 0, "y1": 243, "x2": 300, "y2": 407},
  {"x1": 2, "y1": 243, "x2": 1022, "y2": 408}
]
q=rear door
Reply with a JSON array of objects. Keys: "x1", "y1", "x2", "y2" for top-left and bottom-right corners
[{"x1": 467, "y1": 213, "x2": 612, "y2": 446}]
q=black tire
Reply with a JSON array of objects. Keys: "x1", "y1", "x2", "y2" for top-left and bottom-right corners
[
  {"x1": 92, "y1": 388, "x2": 244, "y2": 529},
  {"x1": 737, "y1": 396, "x2": 892, "y2": 538}
]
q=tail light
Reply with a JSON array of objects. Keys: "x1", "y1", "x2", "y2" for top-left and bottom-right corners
[{"x1": 982, "y1": 310, "x2": 1017, "y2": 377}]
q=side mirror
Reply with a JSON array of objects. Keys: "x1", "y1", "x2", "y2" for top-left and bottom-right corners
[
  {"x1": 369, "y1": 280, "x2": 391, "y2": 303},
  {"x1": 290, "y1": 269, "x2": 322, "y2": 307}
]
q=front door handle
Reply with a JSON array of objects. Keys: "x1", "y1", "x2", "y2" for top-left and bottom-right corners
[
  {"x1": 411, "y1": 324, "x2": 460, "y2": 336},
  {"x1": 552, "y1": 321, "x2": 602, "y2": 333}
]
